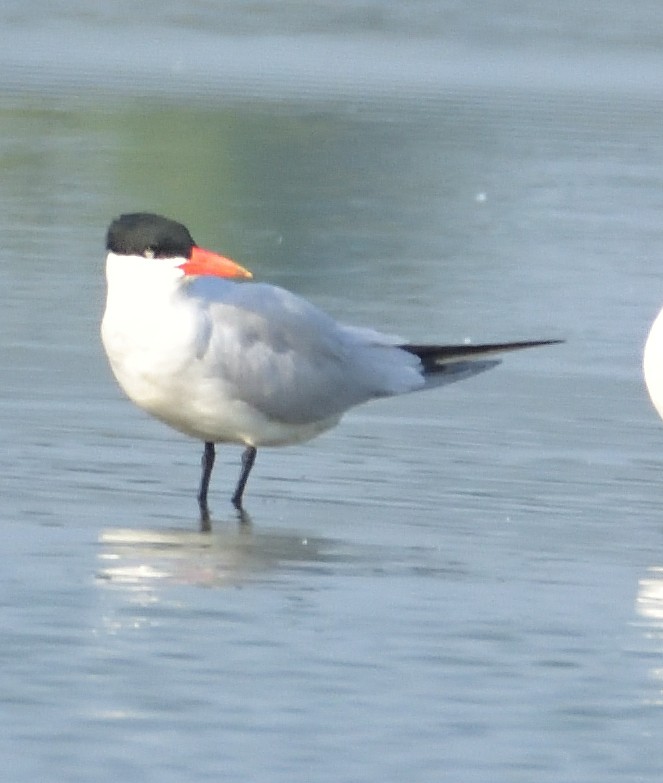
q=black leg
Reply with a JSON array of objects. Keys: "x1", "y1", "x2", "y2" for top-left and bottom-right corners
[
  {"x1": 198, "y1": 441, "x2": 215, "y2": 531},
  {"x1": 231, "y1": 446, "x2": 257, "y2": 509}
]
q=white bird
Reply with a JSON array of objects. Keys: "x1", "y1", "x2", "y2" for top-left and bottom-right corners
[
  {"x1": 644, "y1": 307, "x2": 663, "y2": 420},
  {"x1": 101, "y1": 212, "x2": 561, "y2": 525}
]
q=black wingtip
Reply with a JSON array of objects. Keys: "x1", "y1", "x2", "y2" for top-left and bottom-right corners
[{"x1": 401, "y1": 338, "x2": 564, "y2": 368}]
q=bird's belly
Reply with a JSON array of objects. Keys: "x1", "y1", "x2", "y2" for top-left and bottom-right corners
[
  {"x1": 150, "y1": 392, "x2": 340, "y2": 447},
  {"x1": 105, "y1": 350, "x2": 340, "y2": 447}
]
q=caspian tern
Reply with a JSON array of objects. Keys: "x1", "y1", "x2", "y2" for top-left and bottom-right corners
[
  {"x1": 101, "y1": 212, "x2": 561, "y2": 525},
  {"x1": 644, "y1": 307, "x2": 663, "y2": 420}
]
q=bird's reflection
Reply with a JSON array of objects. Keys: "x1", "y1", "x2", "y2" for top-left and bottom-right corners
[
  {"x1": 97, "y1": 510, "x2": 336, "y2": 588},
  {"x1": 201, "y1": 504, "x2": 252, "y2": 533}
]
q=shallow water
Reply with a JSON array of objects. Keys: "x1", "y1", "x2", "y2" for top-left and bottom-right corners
[{"x1": 2, "y1": 3, "x2": 663, "y2": 781}]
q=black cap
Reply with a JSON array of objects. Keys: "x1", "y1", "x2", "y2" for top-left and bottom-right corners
[{"x1": 106, "y1": 213, "x2": 196, "y2": 259}]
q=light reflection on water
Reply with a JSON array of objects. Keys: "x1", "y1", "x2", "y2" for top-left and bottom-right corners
[
  {"x1": 638, "y1": 569, "x2": 663, "y2": 623},
  {"x1": 636, "y1": 567, "x2": 663, "y2": 707}
]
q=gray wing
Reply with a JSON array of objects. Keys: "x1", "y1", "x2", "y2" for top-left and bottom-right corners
[{"x1": 190, "y1": 281, "x2": 424, "y2": 425}]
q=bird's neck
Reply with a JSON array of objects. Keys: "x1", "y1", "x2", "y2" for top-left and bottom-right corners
[{"x1": 104, "y1": 253, "x2": 184, "y2": 313}]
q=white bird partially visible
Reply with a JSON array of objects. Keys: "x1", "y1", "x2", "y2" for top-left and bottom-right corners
[
  {"x1": 101, "y1": 212, "x2": 561, "y2": 526},
  {"x1": 644, "y1": 306, "x2": 663, "y2": 420}
]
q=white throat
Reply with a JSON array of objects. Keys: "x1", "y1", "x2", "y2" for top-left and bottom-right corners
[{"x1": 104, "y1": 251, "x2": 185, "y2": 307}]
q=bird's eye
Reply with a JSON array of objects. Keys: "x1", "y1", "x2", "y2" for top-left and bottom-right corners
[{"x1": 144, "y1": 247, "x2": 156, "y2": 259}]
